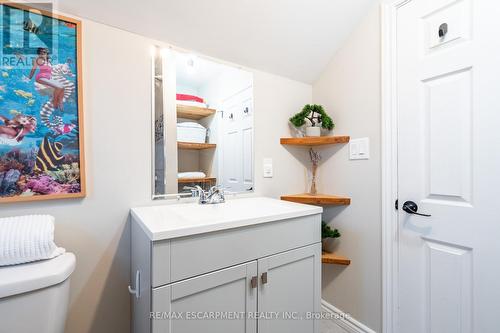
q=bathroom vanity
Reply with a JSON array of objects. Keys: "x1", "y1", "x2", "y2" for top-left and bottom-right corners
[{"x1": 130, "y1": 197, "x2": 322, "y2": 333}]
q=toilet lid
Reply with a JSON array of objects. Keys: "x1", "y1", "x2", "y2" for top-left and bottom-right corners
[{"x1": 0, "y1": 252, "x2": 75, "y2": 298}]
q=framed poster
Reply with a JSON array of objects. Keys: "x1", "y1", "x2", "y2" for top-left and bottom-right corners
[{"x1": 0, "y1": 2, "x2": 85, "y2": 203}]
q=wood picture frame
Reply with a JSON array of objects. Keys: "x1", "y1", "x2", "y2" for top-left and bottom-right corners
[{"x1": 0, "y1": 2, "x2": 85, "y2": 203}]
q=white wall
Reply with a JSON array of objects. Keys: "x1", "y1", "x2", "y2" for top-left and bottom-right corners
[
  {"x1": 0, "y1": 16, "x2": 312, "y2": 333},
  {"x1": 312, "y1": 6, "x2": 382, "y2": 332},
  {"x1": 176, "y1": 83, "x2": 199, "y2": 96},
  {"x1": 253, "y1": 70, "x2": 313, "y2": 197}
]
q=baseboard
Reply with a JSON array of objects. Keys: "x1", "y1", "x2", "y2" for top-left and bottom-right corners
[{"x1": 321, "y1": 299, "x2": 377, "y2": 333}]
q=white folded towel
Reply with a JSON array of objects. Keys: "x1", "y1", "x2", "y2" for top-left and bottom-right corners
[
  {"x1": 176, "y1": 100, "x2": 209, "y2": 109},
  {"x1": 0, "y1": 215, "x2": 66, "y2": 266},
  {"x1": 178, "y1": 172, "x2": 207, "y2": 179}
]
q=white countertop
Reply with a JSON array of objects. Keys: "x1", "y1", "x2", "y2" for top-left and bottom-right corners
[{"x1": 131, "y1": 197, "x2": 322, "y2": 241}]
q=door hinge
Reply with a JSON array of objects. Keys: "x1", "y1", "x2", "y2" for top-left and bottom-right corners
[{"x1": 395, "y1": 199, "x2": 398, "y2": 210}]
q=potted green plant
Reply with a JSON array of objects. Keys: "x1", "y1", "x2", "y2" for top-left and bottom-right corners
[
  {"x1": 322, "y1": 221, "x2": 341, "y2": 253},
  {"x1": 289, "y1": 104, "x2": 334, "y2": 137}
]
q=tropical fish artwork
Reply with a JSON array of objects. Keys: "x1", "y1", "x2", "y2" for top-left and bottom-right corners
[
  {"x1": 37, "y1": 63, "x2": 77, "y2": 134},
  {"x1": 14, "y1": 52, "x2": 26, "y2": 61},
  {"x1": 0, "y1": 114, "x2": 37, "y2": 146},
  {"x1": 34, "y1": 136, "x2": 65, "y2": 172},
  {"x1": 14, "y1": 89, "x2": 33, "y2": 99},
  {"x1": 23, "y1": 19, "x2": 40, "y2": 35},
  {"x1": 0, "y1": 3, "x2": 84, "y2": 202}
]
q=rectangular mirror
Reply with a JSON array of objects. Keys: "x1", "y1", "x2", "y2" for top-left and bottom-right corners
[{"x1": 152, "y1": 48, "x2": 254, "y2": 199}]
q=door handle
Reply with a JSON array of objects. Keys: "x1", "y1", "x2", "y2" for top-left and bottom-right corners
[
  {"x1": 402, "y1": 201, "x2": 431, "y2": 217},
  {"x1": 438, "y1": 23, "x2": 448, "y2": 38}
]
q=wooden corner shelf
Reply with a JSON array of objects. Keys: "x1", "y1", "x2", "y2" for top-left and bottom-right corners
[
  {"x1": 178, "y1": 177, "x2": 216, "y2": 184},
  {"x1": 280, "y1": 136, "x2": 350, "y2": 146},
  {"x1": 178, "y1": 142, "x2": 216, "y2": 150},
  {"x1": 177, "y1": 105, "x2": 216, "y2": 120},
  {"x1": 322, "y1": 252, "x2": 351, "y2": 265},
  {"x1": 281, "y1": 193, "x2": 351, "y2": 206}
]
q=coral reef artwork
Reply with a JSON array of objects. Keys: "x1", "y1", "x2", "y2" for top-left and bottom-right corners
[{"x1": 0, "y1": 4, "x2": 85, "y2": 203}]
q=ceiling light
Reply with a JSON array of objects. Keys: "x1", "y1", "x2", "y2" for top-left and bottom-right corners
[{"x1": 186, "y1": 55, "x2": 197, "y2": 74}]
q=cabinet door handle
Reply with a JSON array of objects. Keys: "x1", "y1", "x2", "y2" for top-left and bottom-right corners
[
  {"x1": 250, "y1": 276, "x2": 258, "y2": 289},
  {"x1": 128, "y1": 270, "x2": 141, "y2": 299},
  {"x1": 261, "y1": 272, "x2": 268, "y2": 285}
]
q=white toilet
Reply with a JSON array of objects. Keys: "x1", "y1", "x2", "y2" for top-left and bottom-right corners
[{"x1": 0, "y1": 253, "x2": 76, "y2": 333}]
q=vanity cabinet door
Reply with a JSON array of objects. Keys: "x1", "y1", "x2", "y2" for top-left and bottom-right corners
[
  {"x1": 257, "y1": 243, "x2": 321, "y2": 333},
  {"x1": 152, "y1": 261, "x2": 257, "y2": 333}
]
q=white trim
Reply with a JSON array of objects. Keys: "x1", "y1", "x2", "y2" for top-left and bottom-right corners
[
  {"x1": 321, "y1": 299, "x2": 376, "y2": 333},
  {"x1": 381, "y1": 1, "x2": 413, "y2": 333}
]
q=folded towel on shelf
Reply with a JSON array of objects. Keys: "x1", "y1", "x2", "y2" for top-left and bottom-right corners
[
  {"x1": 176, "y1": 100, "x2": 208, "y2": 109},
  {"x1": 178, "y1": 172, "x2": 207, "y2": 179},
  {"x1": 0, "y1": 215, "x2": 66, "y2": 266},
  {"x1": 176, "y1": 94, "x2": 204, "y2": 103}
]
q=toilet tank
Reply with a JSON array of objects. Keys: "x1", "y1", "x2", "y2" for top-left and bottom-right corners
[{"x1": 0, "y1": 253, "x2": 76, "y2": 333}]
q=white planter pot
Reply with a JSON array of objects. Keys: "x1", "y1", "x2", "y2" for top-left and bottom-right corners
[
  {"x1": 322, "y1": 238, "x2": 338, "y2": 253},
  {"x1": 305, "y1": 126, "x2": 321, "y2": 137}
]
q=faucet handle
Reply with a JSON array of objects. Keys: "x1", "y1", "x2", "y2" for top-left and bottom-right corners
[
  {"x1": 183, "y1": 185, "x2": 205, "y2": 198},
  {"x1": 209, "y1": 184, "x2": 226, "y2": 193}
]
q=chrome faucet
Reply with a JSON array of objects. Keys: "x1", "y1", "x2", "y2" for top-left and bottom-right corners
[
  {"x1": 206, "y1": 185, "x2": 226, "y2": 204},
  {"x1": 184, "y1": 185, "x2": 225, "y2": 204}
]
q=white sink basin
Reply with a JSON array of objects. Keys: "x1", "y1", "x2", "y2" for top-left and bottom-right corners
[{"x1": 131, "y1": 197, "x2": 322, "y2": 240}]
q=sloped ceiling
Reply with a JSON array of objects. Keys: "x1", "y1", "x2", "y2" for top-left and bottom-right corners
[{"x1": 53, "y1": 0, "x2": 378, "y2": 83}]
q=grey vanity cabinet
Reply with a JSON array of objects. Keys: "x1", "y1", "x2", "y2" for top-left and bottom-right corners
[
  {"x1": 150, "y1": 244, "x2": 321, "y2": 333},
  {"x1": 258, "y1": 244, "x2": 321, "y2": 333},
  {"x1": 152, "y1": 261, "x2": 258, "y2": 333},
  {"x1": 131, "y1": 211, "x2": 322, "y2": 333}
]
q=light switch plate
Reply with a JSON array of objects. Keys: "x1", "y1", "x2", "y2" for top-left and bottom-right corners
[
  {"x1": 263, "y1": 158, "x2": 273, "y2": 178},
  {"x1": 350, "y1": 137, "x2": 370, "y2": 160}
]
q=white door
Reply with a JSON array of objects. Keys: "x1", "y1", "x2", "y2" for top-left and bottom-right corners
[
  {"x1": 221, "y1": 88, "x2": 254, "y2": 193},
  {"x1": 396, "y1": 0, "x2": 500, "y2": 332}
]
